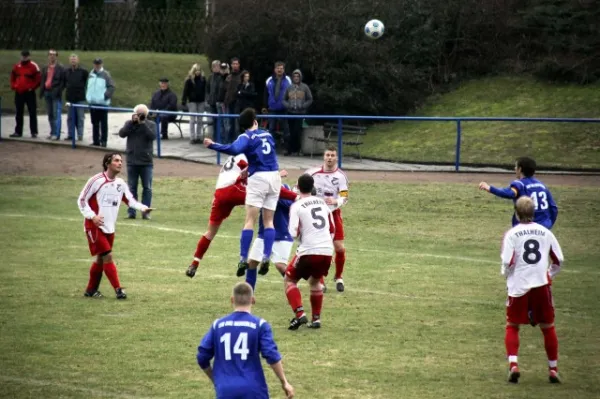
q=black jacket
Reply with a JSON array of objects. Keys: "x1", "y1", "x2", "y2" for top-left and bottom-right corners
[
  {"x1": 205, "y1": 73, "x2": 223, "y2": 106},
  {"x1": 118, "y1": 119, "x2": 156, "y2": 166},
  {"x1": 40, "y1": 63, "x2": 66, "y2": 99},
  {"x1": 182, "y1": 76, "x2": 206, "y2": 104},
  {"x1": 235, "y1": 82, "x2": 257, "y2": 112},
  {"x1": 150, "y1": 88, "x2": 177, "y2": 111},
  {"x1": 65, "y1": 66, "x2": 89, "y2": 103}
]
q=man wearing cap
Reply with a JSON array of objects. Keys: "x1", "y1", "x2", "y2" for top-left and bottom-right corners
[
  {"x1": 86, "y1": 58, "x2": 116, "y2": 147},
  {"x1": 40, "y1": 49, "x2": 67, "y2": 140},
  {"x1": 150, "y1": 77, "x2": 178, "y2": 140},
  {"x1": 10, "y1": 50, "x2": 41, "y2": 138}
]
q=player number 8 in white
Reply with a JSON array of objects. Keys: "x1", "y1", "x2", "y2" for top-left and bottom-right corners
[
  {"x1": 529, "y1": 192, "x2": 548, "y2": 210},
  {"x1": 261, "y1": 138, "x2": 272, "y2": 155},
  {"x1": 220, "y1": 332, "x2": 249, "y2": 361}
]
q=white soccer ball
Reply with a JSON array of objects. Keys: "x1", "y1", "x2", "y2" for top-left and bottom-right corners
[{"x1": 364, "y1": 19, "x2": 385, "y2": 40}]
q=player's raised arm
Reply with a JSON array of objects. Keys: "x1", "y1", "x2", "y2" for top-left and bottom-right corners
[
  {"x1": 121, "y1": 182, "x2": 151, "y2": 213},
  {"x1": 196, "y1": 323, "x2": 216, "y2": 382},
  {"x1": 77, "y1": 176, "x2": 100, "y2": 220},
  {"x1": 279, "y1": 185, "x2": 298, "y2": 201},
  {"x1": 479, "y1": 180, "x2": 518, "y2": 199},
  {"x1": 204, "y1": 134, "x2": 250, "y2": 156},
  {"x1": 500, "y1": 232, "x2": 516, "y2": 277},
  {"x1": 548, "y1": 231, "x2": 564, "y2": 280}
]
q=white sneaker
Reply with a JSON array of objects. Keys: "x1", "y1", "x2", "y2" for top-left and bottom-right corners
[{"x1": 335, "y1": 278, "x2": 345, "y2": 292}]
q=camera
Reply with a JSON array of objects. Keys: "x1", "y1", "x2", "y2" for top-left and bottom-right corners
[{"x1": 138, "y1": 113, "x2": 146, "y2": 122}]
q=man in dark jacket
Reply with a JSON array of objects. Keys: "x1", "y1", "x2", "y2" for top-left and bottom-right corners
[
  {"x1": 10, "y1": 50, "x2": 41, "y2": 138},
  {"x1": 205, "y1": 60, "x2": 223, "y2": 114},
  {"x1": 119, "y1": 104, "x2": 156, "y2": 220},
  {"x1": 150, "y1": 77, "x2": 178, "y2": 140},
  {"x1": 40, "y1": 49, "x2": 67, "y2": 140},
  {"x1": 262, "y1": 61, "x2": 291, "y2": 150},
  {"x1": 283, "y1": 69, "x2": 313, "y2": 155},
  {"x1": 65, "y1": 54, "x2": 89, "y2": 141},
  {"x1": 223, "y1": 57, "x2": 242, "y2": 142}
]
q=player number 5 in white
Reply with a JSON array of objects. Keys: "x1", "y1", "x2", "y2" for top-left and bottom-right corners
[
  {"x1": 530, "y1": 192, "x2": 549, "y2": 210},
  {"x1": 261, "y1": 138, "x2": 272, "y2": 155},
  {"x1": 220, "y1": 332, "x2": 249, "y2": 361}
]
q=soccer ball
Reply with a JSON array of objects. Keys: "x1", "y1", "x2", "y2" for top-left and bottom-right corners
[{"x1": 364, "y1": 19, "x2": 385, "y2": 39}]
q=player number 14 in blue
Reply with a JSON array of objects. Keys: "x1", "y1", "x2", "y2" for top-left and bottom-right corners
[
  {"x1": 220, "y1": 332, "x2": 249, "y2": 361},
  {"x1": 530, "y1": 192, "x2": 548, "y2": 210}
]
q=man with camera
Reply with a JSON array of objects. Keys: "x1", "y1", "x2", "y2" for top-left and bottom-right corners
[{"x1": 118, "y1": 104, "x2": 156, "y2": 220}]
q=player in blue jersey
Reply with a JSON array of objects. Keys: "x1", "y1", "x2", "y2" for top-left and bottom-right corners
[
  {"x1": 479, "y1": 157, "x2": 558, "y2": 229},
  {"x1": 246, "y1": 184, "x2": 295, "y2": 290},
  {"x1": 204, "y1": 108, "x2": 281, "y2": 277},
  {"x1": 197, "y1": 282, "x2": 295, "y2": 399}
]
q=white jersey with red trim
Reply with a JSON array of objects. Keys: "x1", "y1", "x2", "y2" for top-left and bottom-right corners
[
  {"x1": 288, "y1": 196, "x2": 335, "y2": 257},
  {"x1": 305, "y1": 166, "x2": 349, "y2": 211},
  {"x1": 501, "y1": 222, "x2": 564, "y2": 297},
  {"x1": 77, "y1": 172, "x2": 145, "y2": 234},
  {"x1": 215, "y1": 154, "x2": 249, "y2": 190}
]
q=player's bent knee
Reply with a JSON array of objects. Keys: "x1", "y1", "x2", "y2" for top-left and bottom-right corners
[
  {"x1": 506, "y1": 322, "x2": 520, "y2": 329},
  {"x1": 539, "y1": 323, "x2": 554, "y2": 329},
  {"x1": 334, "y1": 241, "x2": 345, "y2": 251},
  {"x1": 101, "y1": 251, "x2": 113, "y2": 262}
]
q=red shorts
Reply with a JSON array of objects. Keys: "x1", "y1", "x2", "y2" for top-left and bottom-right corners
[
  {"x1": 285, "y1": 254, "x2": 333, "y2": 281},
  {"x1": 506, "y1": 284, "x2": 555, "y2": 325},
  {"x1": 86, "y1": 226, "x2": 115, "y2": 256},
  {"x1": 332, "y1": 209, "x2": 344, "y2": 241},
  {"x1": 209, "y1": 184, "x2": 246, "y2": 225}
]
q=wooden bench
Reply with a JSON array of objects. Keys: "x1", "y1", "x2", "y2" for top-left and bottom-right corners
[{"x1": 309, "y1": 122, "x2": 366, "y2": 160}]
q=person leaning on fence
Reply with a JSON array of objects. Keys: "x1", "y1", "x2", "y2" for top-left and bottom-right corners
[
  {"x1": 40, "y1": 49, "x2": 67, "y2": 141},
  {"x1": 86, "y1": 58, "x2": 116, "y2": 147},
  {"x1": 65, "y1": 54, "x2": 89, "y2": 141},
  {"x1": 118, "y1": 104, "x2": 156, "y2": 220},
  {"x1": 182, "y1": 64, "x2": 207, "y2": 144},
  {"x1": 283, "y1": 69, "x2": 313, "y2": 156},
  {"x1": 10, "y1": 50, "x2": 41, "y2": 139},
  {"x1": 262, "y1": 61, "x2": 291, "y2": 150},
  {"x1": 150, "y1": 77, "x2": 178, "y2": 140}
]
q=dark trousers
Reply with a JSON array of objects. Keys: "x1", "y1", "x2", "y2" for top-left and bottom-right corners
[
  {"x1": 268, "y1": 110, "x2": 290, "y2": 146},
  {"x1": 159, "y1": 115, "x2": 177, "y2": 138},
  {"x1": 288, "y1": 117, "x2": 304, "y2": 154},
  {"x1": 44, "y1": 92, "x2": 63, "y2": 137},
  {"x1": 127, "y1": 164, "x2": 153, "y2": 216},
  {"x1": 227, "y1": 102, "x2": 239, "y2": 143},
  {"x1": 14, "y1": 91, "x2": 38, "y2": 136},
  {"x1": 90, "y1": 108, "x2": 108, "y2": 145}
]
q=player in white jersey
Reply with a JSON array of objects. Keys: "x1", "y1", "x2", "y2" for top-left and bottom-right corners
[
  {"x1": 500, "y1": 196, "x2": 564, "y2": 384},
  {"x1": 186, "y1": 154, "x2": 296, "y2": 278},
  {"x1": 77, "y1": 153, "x2": 152, "y2": 299},
  {"x1": 305, "y1": 145, "x2": 349, "y2": 292},
  {"x1": 284, "y1": 174, "x2": 335, "y2": 330}
]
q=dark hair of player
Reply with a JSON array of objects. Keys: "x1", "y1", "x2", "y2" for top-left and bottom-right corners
[
  {"x1": 297, "y1": 173, "x2": 315, "y2": 194},
  {"x1": 325, "y1": 145, "x2": 337, "y2": 153},
  {"x1": 515, "y1": 196, "x2": 535, "y2": 223},
  {"x1": 232, "y1": 282, "x2": 253, "y2": 306},
  {"x1": 516, "y1": 157, "x2": 536, "y2": 178},
  {"x1": 239, "y1": 108, "x2": 256, "y2": 131},
  {"x1": 102, "y1": 152, "x2": 121, "y2": 171}
]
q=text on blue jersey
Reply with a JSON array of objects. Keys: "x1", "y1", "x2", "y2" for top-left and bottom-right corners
[{"x1": 209, "y1": 129, "x2": 279, "y2": 176}]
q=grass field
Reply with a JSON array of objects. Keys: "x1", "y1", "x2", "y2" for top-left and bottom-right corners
[
  {"x1": 361, "y1": 76, "x2": 600, "y2": 169},
  {"x1": 1, "y1": 175, "x2": 599, "y2": 399},
  {"x1": 0, "y1": 50, "x2": 208, "y2": 113}
]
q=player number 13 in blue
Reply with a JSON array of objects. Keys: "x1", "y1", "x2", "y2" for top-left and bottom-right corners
[
  {"x1": 220, "y1": 332, "x2": 249, "y2": 361},
  {"x1": 530, "y1": 192, "x2": 548, "y2": 210}
]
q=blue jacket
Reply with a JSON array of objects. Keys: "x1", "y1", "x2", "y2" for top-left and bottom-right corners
[
  {"x1": 265, "y1": 75, "x2": 292, "y2": 111},
  {"x1": 86, "y1": 68, "x2": 115, "y2": 105}
]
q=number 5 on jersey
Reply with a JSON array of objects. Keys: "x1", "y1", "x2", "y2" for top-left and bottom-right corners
[
  {"x1": 261, "y1": 138, "x2": 271, "y2": 155},
  {"x1": 220, "y1": 332, "x2": 249, "y2": 360}
]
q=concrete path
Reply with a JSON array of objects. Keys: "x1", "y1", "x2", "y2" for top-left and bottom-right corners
[{"x1": 1, "y1": 111, "x2": 511, "y2": 172}]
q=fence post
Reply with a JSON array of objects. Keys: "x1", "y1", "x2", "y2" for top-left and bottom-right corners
[
  {"x1": 156, "y1": 115, "x2": 162, "y2": 158},
  {"x1": 337, "y1": 117, "x2": 343, "y2": 169},
  {"x1": 215, "y1": 115, "x2": 221, "y2": 165},
  {"x1": 455, "y1": 120, "x2": 462, "y2": 172}
]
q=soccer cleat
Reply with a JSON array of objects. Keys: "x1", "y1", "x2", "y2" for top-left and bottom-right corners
[
  {"x1": 549, "y1": 370, "x2": 561, "y2": 384},
  {"x1": 186, "y1": 264, "x2": 198, "y2": 278},
  {"x1": 84, "y1": 290, "x2": 103, "y2": 298},
  {"x1": 288, "y1": 315, "x2": 308, "y2": 330},
  {"x1": 335, "y1": 278, "x2": 345, "y2": 292},
  {"x1": 507, "y1": 366, "x2": 520, "y2": 384},
  {"x1": 115, "y1": 288, "x2": 127, "y2": 300},
  {"x1": 308, "y1": 320, "x2": 321, "y2": 329},
  {"x1": 236, "y1": 260, "x2": 249, "y2": 277},
  {"x1": 258, "y1": 259, "x2": 270, "y2": 276}
]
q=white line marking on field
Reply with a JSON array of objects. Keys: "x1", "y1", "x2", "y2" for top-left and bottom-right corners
[
  {"x1": 1, "y1": 213, "x2": 597, "y2": 275},
  {"x1": 0, "y1": 375, "x2": 147, "y2": 399}
]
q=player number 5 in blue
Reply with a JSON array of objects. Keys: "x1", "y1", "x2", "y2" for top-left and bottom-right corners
[
  {"x1": 530, "y1": 192, "x2": 549, "y2": 210},
  {"x1": 261, "y1": 138, "x2": 272, "y2": 155},
  {"x1": 220, "y1": 332, "x2": 249, "y2": 361}
]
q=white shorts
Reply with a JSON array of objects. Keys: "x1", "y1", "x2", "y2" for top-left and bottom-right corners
[
  {"x1": 246, "y1": 171, "x2": 281, "y2": 211},
  {"x1": 249, "y1": 238, "x2": 293, "y2": 265}
]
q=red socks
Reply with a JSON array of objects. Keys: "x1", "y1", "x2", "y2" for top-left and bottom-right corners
[
  {"x1": 310, "y1": 289, "x2": 323, "y2": 321},
  {"x1": 285, "y1": 284, "x2": 304, "y2": 318},
  {"x1": 192, "y1": 235, "x2": 212, "y2": 266},
  {"x1": 103, "y1": 262, "x2": 121, "y2": 289},
  {"x1": 86, "y1": 262, "x2": 103, "y2": 292},
  {"x1": 505, "y1": 325, "x2": 520, "y2": 368},
  {"x1": 334, "y1": 249, "x2": 346, "y2": 280},
  {"x1": 542, "y1": 326, "x2": 559, "y2": 370}
]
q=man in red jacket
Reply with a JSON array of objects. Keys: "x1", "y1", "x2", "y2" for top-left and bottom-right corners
[{"x1": 10, "y1": 50, "x2": 41, "y2": 138}]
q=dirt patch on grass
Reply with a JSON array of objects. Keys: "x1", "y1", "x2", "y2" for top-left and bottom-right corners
[{"x1": 1, "y1": 141, "x2": 597, "y2": 187}]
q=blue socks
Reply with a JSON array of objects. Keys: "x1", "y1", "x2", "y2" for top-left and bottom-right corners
[
  {"x1": 246, "y1": 268, "x2": 257, "y2": 291},
  {"x1": 263, "y1": 228, "x2": 275, "y2": 260},
  {"x1": 240, "y1": 229, "x2": 253, "y2": 261}
]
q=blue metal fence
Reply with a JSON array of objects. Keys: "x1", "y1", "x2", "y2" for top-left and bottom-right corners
[{"x1": 4, "y1": 102, "x2": 600, "y2": 171}]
